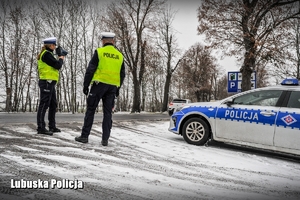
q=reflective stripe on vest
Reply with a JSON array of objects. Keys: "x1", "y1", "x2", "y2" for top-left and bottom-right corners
[
  {"x1": 38, "y1": 50, "x2": 59, "y2": 81},
  {"x1": 92, "y1": 45, "x2": 123, "y2": 87}
]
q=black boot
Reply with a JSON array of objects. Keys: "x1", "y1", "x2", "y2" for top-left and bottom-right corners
[
  {"x1": 49, "y1": 127, "x2": 61, "y2": 133},
  {"x1": 37, "y1": 129, "x2": 53, "y2": 136},
  {"x1": 75, "y1": 136, "x2": 88, "y2": 143},
  {"x1": 101, "y1": 140, "x2": 108, "y2": 146}
]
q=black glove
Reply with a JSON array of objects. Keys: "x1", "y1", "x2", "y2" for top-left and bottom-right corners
[
  {"x1": 83, "y1": 86, "x2": 89, "y2": 96},
  {"x1": 116, "y1": 87, "x2": 120, "y2": 97},
  {"x1": 56, "y1": 46, "x2": 68, "y2": 56},
  {"x1": 56, "y1": 46, "x2": 62, "y2": 56}
]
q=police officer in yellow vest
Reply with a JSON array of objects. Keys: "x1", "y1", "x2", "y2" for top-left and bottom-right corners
[
  {"x1": 75, "y1": 32, "x2": 125, "y2": 146},
  {"x1": 37, "y1": 37, "x2": 65, "y2": 135}
]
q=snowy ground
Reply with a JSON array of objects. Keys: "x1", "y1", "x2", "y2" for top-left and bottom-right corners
[{"x1": 0, "y1": 119, "x2": 300, "y2": 200}]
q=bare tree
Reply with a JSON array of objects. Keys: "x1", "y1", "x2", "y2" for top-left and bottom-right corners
[
  {"x1": 0, "y1": 0, "x2": 108, "y2": 112},
  {"x1": 268, "y1": 17, "x2": 300, "y2": 83},
  {"x1": 105, "y1": 0, "x2": 166, "y2": 113},
  {"x1": 63, "y1": 0, "x2": 87, "y2": 113},
  {"x1": 216, "y1": 75, "x2": 230, "y2": 100},
  {"x1": 3, "y1": 1, "x2": 32, "y2": 112},
  {"x1": 178, "y1": 43, "x2": 217, "y2": 102},
  {"x1": 197, "y1": 0, "x2": 300, "y2": 91},
  {"x1": 156, "y1": 4, "x2": 180, "y2": 112},
  {"x1": 0, "y1": 0, "x2": 11, "y2": 112},
  {"x1": 140, "y1": 42, "x2": 164, "y2": 112},
  {"x1": 297, "y1": 19, "x2": 300, "y2": 79}
]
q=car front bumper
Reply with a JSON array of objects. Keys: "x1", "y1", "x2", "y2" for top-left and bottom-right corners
[{"x1": 168, "y1": 112, "x2": 185, "y2": 135}]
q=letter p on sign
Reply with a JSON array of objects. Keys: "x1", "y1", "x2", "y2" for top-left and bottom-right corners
[{"x1": 230, "y1": 82, "x2": 235, "y2": 88}]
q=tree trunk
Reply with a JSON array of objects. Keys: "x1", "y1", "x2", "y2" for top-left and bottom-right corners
[
  {"x1": 5, "y1": 87, "x2": 12, "y2": 113},
  {"x1": 241, "y1": 48, "x2": 255, "y2": 92},
  {"x1": 296, "y1": 19, "x2": 300, "y2": 79},
  {"x1": 162, "y1": 72, "x2": 171, "y2": 112},
  {"x1": 132, "y1": 77, "x2": 141, "y2": 113},
  {"x1": 241, "y1": 6, "x2": 256, "y2": 92}
]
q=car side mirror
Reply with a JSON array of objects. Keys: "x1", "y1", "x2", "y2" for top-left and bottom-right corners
[{"x1": 225, "y1": 100, "x2": 234, "y2": 107}]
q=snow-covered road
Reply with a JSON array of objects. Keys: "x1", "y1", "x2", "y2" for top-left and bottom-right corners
[{"x1": 0, "y1": 120, "x2": 300, "y2": 200}]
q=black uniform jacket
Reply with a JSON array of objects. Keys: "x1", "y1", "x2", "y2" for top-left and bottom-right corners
[{"x1": 41, "y1": 47, "x2": 64, "y2": 70}]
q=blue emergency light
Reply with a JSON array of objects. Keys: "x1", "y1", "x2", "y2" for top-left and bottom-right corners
[{"x1": 281, "y1": 78, "x2": 299, "y2": 85}]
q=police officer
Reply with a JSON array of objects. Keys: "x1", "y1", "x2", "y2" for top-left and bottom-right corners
[
  {"x1": 75, "y1": 32, "x2": 125, "y2": 146},
  {"x1": 37, "y1": 37, "x2": 65, "y2": 135}
]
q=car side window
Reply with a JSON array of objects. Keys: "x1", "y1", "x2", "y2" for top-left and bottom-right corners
[
  {"x1": 233, "y1": 90, "x2": 282, "y2": 106},
  {"x1": 287, "y1": 91, "x2": 300, "y2": 108},
  {"x1": 173, "y1": 99, "x2": 187, "y2": 103}
]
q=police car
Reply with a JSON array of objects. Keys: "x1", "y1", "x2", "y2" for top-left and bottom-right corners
[{"x1": 168, "y1": 78, "x2": 300, "y2": 156}]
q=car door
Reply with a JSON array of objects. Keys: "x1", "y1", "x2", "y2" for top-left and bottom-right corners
[
  {"x1": 215, "y1": 90, "x2": 283, "y2": 146},
  {"x1": 274, "y1": 91, "x2": 300, "y2": 150}
]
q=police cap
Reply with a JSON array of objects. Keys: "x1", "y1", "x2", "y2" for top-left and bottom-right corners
[
  {"x1": 42, "y1": 37, "x2": 57, "y2": 45},
  {"x1": 101, "y1": 32, "x2": 115, "y2": 40}
]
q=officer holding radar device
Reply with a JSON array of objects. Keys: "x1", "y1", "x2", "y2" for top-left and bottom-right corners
[{"x1": 36, "y1": 37, "x2": 67, "y2": 135}]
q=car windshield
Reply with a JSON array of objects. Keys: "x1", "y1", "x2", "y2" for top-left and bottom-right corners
[{"x1": 232, "y1": 90, "x2": 283, "y2": 106}]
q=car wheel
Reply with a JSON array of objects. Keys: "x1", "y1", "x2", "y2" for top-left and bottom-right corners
[
  {"x1": 168, "y1": 109, "x2": 174, "y2": 116},
  {"x1": 182, "y1": 117, "x2": 209, "y2": 145}
]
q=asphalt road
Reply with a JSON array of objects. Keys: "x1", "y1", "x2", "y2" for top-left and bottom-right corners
[
  {"x1": 1, "y1": 111, "x2": 299, "y2": 163},
  {"x1": 1, "y1": 111, "x2": 300, "y2": 199},
  {"x1": 0, "y1": 112, "x2": 170, "y2": 124},
  {"x1": 1, "y1": 119, "x2": 300, "y2": 200}
]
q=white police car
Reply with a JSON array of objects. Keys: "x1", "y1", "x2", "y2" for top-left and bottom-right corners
[{"x1": 168, "y1": 78, "x2": 300, "y2": 156}]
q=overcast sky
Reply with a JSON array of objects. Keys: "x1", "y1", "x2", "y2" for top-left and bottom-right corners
[
  {"x1": 171, "y1": 0, "x2": 203, "y2": 50},
  {"x1": 171, "y1": 0, "x2": 239, "y2": 73}
]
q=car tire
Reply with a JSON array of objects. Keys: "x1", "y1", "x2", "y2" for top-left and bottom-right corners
[
  {"x1": 168, "y1": 109, "x2": 174, "y2": 116},
  {"x1": 182, "y1": 117, "x2": 209, "y2": 146}
]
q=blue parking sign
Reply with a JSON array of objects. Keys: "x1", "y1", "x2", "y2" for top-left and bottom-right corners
[{"x1": 228, "y1": 71, "x2": 256, "y2": 93}]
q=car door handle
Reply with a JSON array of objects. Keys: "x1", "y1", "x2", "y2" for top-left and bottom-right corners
[{"x1": 260, "y1": 111, "x2": 276, "y2": 116}]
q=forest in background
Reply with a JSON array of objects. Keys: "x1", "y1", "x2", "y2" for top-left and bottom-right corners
[{"x1": 0, "y1": 0, "x2": 299, "y2": 113}]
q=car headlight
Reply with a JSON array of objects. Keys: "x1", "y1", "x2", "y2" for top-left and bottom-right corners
[
  {"x1": 175, "y1": 107, "x2": 182, "y2": 112},
  {"x1": 177, "y1": 105, "x2": 189, "y2": 112},
  {"x1": 172, "y1": 116, "x2": 177, "y2": 126}
]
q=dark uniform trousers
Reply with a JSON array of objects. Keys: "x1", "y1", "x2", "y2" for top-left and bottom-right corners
[
  {"x1": 37, "y1": 80, "x2": 57, "y2": 130},
  {"x1": 82, "y1": 82, "x2": 117, "y2": 140}
]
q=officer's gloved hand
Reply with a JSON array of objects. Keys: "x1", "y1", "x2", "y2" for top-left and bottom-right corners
[
  {"x1": 83, "y1": 86, "x2": 89, "y2": 96},
  {"x1": 56, "y1": 46, "x2": 62, "y2": 56},
  {"x1": 116, "y1": 87, "x2": 120, "y2": 97}
]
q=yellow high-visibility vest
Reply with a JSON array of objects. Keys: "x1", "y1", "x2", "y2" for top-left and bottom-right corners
[
  {"x1": 92, "y1": 45, "x2": 123, "y2": 87},
  {"x1": 38, "y1": 50, "x2": 59, "y2": 81}
]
